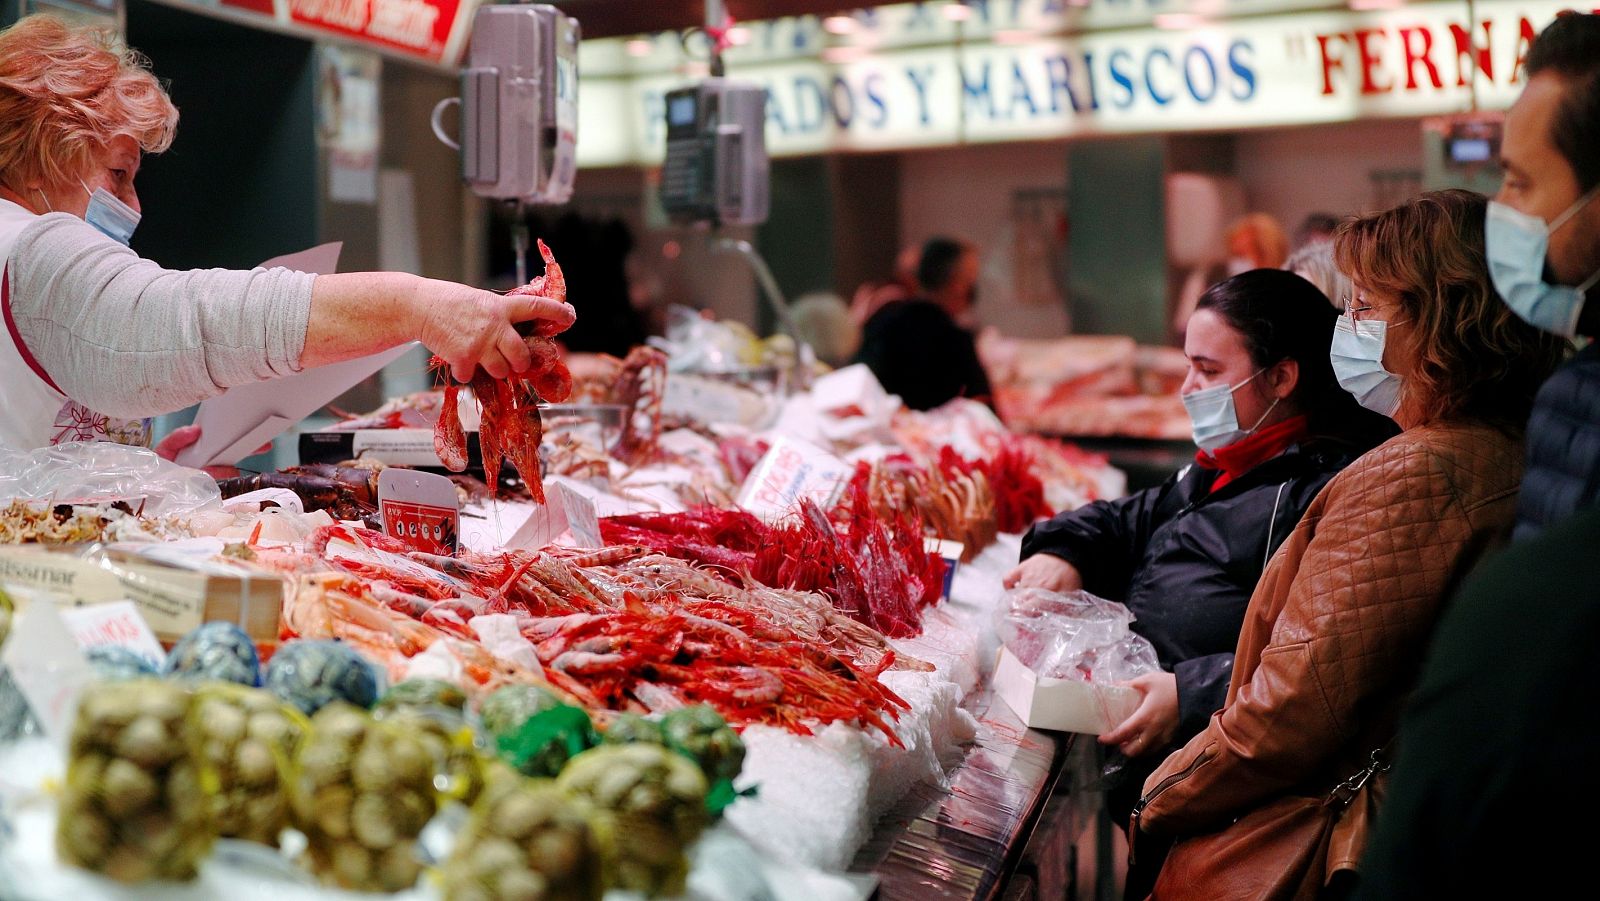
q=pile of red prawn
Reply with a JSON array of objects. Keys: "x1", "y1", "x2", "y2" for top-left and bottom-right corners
[
  {"x1": 599, "y1": 478, "x2": 947, "y2": 638},
  {"x1": 934, "y1": 444, "x2": 1053, "y2": 534},
  {"x1": 433, "y1": 239, "x2": 574, "y2": 503},
  {"x1": 276, "y1": 525, "x2": 914, "y2": 744}
]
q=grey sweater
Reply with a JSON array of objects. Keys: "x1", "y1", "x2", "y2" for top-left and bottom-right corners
[{"x1": 8, "y1": 213, "x2": 315, "y2": 419}]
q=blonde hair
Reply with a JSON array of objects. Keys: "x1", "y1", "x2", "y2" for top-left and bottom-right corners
[
  {"x1": 1227, "y1": 213, "x2": 1290, "y2": 268},
  {"x1": 0, "y1": 15, "x2": 177, "y2": 195},
  {"x1": 1334, "y1": 189, "x2": 1568, "y2": 431},
  {"x1": 1284, "y1": 239, "x2": 1352, "y2": 311}
]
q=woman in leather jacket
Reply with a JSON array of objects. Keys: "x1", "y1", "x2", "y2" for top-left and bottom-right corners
[
  {"x1": 1133, "y1": 190, "x2": 1569, "y2": 900},
  {"x1": 1006, "y1": 269, "x2": 1396, "y2": 830}
]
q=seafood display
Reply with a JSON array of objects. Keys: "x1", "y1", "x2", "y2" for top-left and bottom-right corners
[
  {"x1": 434, "y1": 240, "x2": 574, "y2": 502},
  {"x1": 217, "y1": 464, "x2": 380, "y2": 523},
  {"x1": 0, "y1": 499, "x2": 185, "y2": 544},
  {"x1": 600, "y1": 477, "x2": 947, "y2": 639}
]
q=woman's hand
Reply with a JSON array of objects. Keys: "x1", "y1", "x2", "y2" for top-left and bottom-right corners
[
  {"x1": 1099, "y1": 671, "x2": 1180, "y2": 758},
  {"x1": 153, "y1": 425, "x2": 270, "y2": 479},
  {"x1": 415, "y1": 280, "x2": 575, "y2": 384},
  {"x1": 1003, "y1": 554, "x2": 1085, "y2": 592}
]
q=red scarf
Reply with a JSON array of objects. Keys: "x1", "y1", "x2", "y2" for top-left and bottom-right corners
[{"x1": 1195, "y1": 415, "x2": 1310, "y2": 492}]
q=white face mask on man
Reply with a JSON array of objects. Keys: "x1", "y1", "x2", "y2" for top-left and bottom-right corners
[{"x1": 1485, "y1": 186, "x2": 1600, "y2": 338}]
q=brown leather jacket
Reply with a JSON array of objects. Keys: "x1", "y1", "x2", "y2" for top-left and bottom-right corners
[{"x1": 1136, "y1": 421, "x2": 1523, "y2": 877}]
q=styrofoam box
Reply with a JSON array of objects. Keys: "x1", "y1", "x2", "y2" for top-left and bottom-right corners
[{"x1": 992, "y1": 644, "x2": 1141, "y2": 734}]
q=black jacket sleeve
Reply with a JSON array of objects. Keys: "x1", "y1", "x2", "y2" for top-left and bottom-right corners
[
  {"x1": 1173, "y1": 652, "x2": 1233, "y2": 741},
  {"x1": 1019, "y1": 476, "x2": 1178, "y2": 600}
]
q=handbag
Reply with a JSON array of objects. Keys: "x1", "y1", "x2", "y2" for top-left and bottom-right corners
[{"x1": 1143, "y1": 749, "x2": 1389, "y2": 901}]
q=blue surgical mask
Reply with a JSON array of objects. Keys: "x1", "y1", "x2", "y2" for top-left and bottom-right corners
[
  {"x1": 81, "y1": 182, "x2": 140, "y2": 246},
  {"x1": 1182, "y1": 369, "x2": 1278, "y2": 453},
  {"x1": 1485, "y1": 187, "x2": 1600, "y2": 338},
  {"x1": 1331, "y1": 315, "x2": 1402, "y2": 419}
]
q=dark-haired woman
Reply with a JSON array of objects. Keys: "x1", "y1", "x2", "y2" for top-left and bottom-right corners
[{"x1": 1005, "y1": 269, "x2": 1396, "y2": 831}]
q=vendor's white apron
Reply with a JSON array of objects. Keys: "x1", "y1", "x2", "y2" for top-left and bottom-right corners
[{"x1": 0, "y1": 198, "x2": 150, "y2": 452}]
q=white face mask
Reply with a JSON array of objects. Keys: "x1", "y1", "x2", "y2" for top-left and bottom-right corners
[
  {"x1": 1330, "y1": 315, "x2": 1403, "y2": 419},
  {"x1": 1182, "y1": 369, "x2": 1279, "y2": 453},
  {"x1": 80, "y1": 180, "x2": 140, "y2": 246},
  {"x1": 1485, "y1": 187, "x2": 1600, "y2": 338}
]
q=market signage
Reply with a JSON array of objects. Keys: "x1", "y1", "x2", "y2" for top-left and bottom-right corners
[
  {"x1": 581, "y1": 0, "x2": 1350, "y2": 76},
  {"x1": 193, "y1": 0, "x2": 480, "y2": 65},
  {"x1": 575, "y1": 0, "x2": 1589, "y2": 167}
]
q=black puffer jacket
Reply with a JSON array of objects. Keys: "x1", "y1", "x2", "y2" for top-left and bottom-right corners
[
  {"x1": 1514, "y1": 344, "x2": 1600, "y2": 540},
  {"x1": 1021, "y1": 437, "x2": 1368, "y2": 747}
]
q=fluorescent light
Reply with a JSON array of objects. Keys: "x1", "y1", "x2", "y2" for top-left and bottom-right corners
[
  {"x1": 943, "y1": 4, "x2": 973, "y2": 23},
  {"x1": 725, "y1": 26, "x2": 751, "y2": 46},
  {"x1": 821, "y1": 44, "x2": 869, "y2": 64},
  {"x1": 823, "y1": 15, "x2": 858, "y2": 35},
  {"x1": 1348, "y1": 0, "x2": 1403, "y2": 9},
  {"x1": 1153, "y1": 13, "x2": 1210, "y2": 30},
  {"x1": 992, "y1": 30, "x2": 1038, "y2": 45},
  {"x1": 624, "y1": 38, "x2": 653, "y2": 57}
]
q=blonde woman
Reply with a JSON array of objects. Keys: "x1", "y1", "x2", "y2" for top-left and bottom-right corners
[
  {"x1": 1131, "y1": 190, "x2": 1566, "y2": 900},
  {"x1": 0, "y1": 15, "x2": 573, "y2": 454}
]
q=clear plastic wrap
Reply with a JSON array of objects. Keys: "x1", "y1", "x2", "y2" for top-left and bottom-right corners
[
  {"x1": 995, "y1": 587, "x2": 1160, "y2": 684},
  {"x1": 0, "y1": 441, "x2": 220, "y2": 516},
  {"x1": 56, "y1": 679, "x2": 215, "y2": 882}
]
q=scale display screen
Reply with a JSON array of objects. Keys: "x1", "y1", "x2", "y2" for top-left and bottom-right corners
[{"x1": 668, "y1": 94, "x2": 697, "y2": 127}]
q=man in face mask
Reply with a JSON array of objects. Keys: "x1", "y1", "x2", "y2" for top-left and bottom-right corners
[
  {"x1": 1488, "y1": 12, "x2": 1600, "y2": 537},
  {"x1": 1356, "y1": 15, "x2": 1600, "y2": 899}
]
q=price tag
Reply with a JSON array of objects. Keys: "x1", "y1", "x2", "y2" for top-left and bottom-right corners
[
  {"x1": 736, "y1": 436, "x2": 853, "y2": 517},
  {"x1": 0, "y1": 597, "x2": 95, "y2": 750},
  {"x1": 58, "y1": 601, "x2": 165, "y2": 667},
  {"x1": 551, "y1": 479, "x2": 602, "y2": 549},
  {"x1": 378, "y1": 468, "x2": 461, "y2": 555}
]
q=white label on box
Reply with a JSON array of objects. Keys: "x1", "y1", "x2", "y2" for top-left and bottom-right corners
[
  {"x1": 460, "y1": 502, "x2": 538, "y2": 554},
  {"x1": 353, "y1": 428, "x2": 449, "y2": 467},
  {"x1": 506, "y1": 493, "x2": 569, "y2": 551},
  {"x1": 58, "y1": 601, "x2": 165, "y2": 667},
  {"x1": 736, "y1": 436, "x2": 853, "y2": 517}
]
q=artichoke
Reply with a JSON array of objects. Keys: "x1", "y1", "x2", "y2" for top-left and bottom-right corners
[
  {"x1": 497, "y1": 704, "x2": 597, "y2": 779},
  {"x1": 601, "y1": 713, "x2": 666, "y2": 747},
  {"x1": 661, "y1": 706, "x2": 745, "y2": 785}
]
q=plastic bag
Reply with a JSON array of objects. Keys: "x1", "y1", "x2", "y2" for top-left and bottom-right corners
[
  {"x1": 56, "y1": 679, "x2": 216, "y2": 882},
  {"x1": 996, "y1": 587, "x2": 1160, "y2": 684},
  {"x1": 0, "y1": 441, "x2": 220, "y2": 516}
]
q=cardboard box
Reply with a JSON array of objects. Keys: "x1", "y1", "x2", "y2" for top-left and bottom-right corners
[
  {"x1": 992, "y1": 644, "x2": 1141, "y2": 734},
  {"x1": 0, "y1": 546, "x2": 284, "y2": 646}
]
